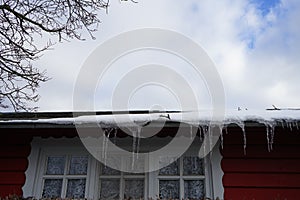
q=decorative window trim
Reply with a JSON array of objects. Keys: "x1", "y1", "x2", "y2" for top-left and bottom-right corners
[
  {"x1": 23, "y1": 137, "x2": 224, "y2": 199},
  {"x1": 210, "y1": 140, "x2": 224, "y2": 199},
  {"x1": 23, "y1": 137, "x2": 98, "y2": 199}
]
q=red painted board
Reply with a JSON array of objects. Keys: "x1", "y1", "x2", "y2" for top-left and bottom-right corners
[
  {"x1": 0, "y1": 172, "x2": 25, "y2": 185},
  {"x1": 0, "y1": 185, "x2": 22, "y2": 197},
  {"x1": 0, "y1": 146, "x2": 31, "y2": 158},
  {"x1": 222, "y1": 158, "x2": 300, "y2": 173},
  {"x1": 223, "y1": 173, "x2": 300, "y2": 188},
  {"x1": 221, "y1": 145, "x2": 300, "y2": 158},
  {"x1": 0, "y1": 158, "x2": 28, "y2": 171},
  {"x1": 224, "y1": 187, "x2": 300, "y2": 200}
]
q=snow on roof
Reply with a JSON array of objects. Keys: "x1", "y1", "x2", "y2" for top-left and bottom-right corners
[{"x1": 0, "y1": 109, "x2": 299, "y2": 128}]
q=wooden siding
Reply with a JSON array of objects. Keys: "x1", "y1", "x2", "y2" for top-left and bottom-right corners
[
  {"x1": 1, "y1": 123, "x2": 300, "y2": 199},
  {"x1": 0, "y1": 128, "x2": 79, "y2": 197},
  {"x1": 0, "y1": 131, "x2": 32, "y2": 197},
  {"x1": 221, "y1": 125, "x2": 300, "y2": 200}
]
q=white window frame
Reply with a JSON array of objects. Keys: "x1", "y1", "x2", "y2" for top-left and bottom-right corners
[
  {"x1": 24, "y1": 137, "x2": 224, "y2": 199},
  {"x1": 23, "y1": 137, "x2": 98, "y2": 199},
  {"x1": 149, "y1": 148, "x2": 212, "y2": 199},
  {"x1": 95, "y1": 137, "x2": 149, "y2": 199},
  {"x1": 98, "y1": 163, "x2": 148, "y2": 199}
]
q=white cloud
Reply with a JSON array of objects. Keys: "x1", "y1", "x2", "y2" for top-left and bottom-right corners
[{"x1": 30, "y1": 0, "x2": 300, "y2": 112}]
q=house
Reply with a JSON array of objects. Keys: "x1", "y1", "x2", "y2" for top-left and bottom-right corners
[{"x1": 0, "y1": 111, "x2": 300, "y2": 200}]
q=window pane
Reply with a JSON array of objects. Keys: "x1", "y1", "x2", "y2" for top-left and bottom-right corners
[
  {"x1": 69, "y1": 156, "x2": 88, "y2": 175},
  {"x1": 101, "y1": 165, "x2": 121, "y2": 175},
  {"x1": 159, "y1": 159, "x2": 179, "y2": 175},
  {"x1": 46, "y1": 156, "x2": 65, "y2": 175},
  {"x1": 124, "y1": 156, "x2": 146, "y2": 174},
  {"x1": 124, "y1": 179, "x2": 144, "y2": 200},
  {"x1": 101, "y1": 156, "x2": 122, "y2": 175},
  {"x1": 183, "y1": 156, "x2": 204, "y2": 175},
  {"x1": 66, "y1": 179, "x2": 86, "y2": 198},
  {"x1": 100, "y1": 179, "x2": 120, "y2": 199},
  {"x1": 159, "y1": 180, "x2": 179, "y2": 199},
  {"x1": 42, "y1": 179, "x2": 62, "y2": 198},
  {"x1": 184, "y1": 180, "x2": 205, "y2": 199}
]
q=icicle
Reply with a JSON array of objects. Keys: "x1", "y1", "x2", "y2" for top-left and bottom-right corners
[
  {"x1": 279, "y1": 120, "x2": 285, "y2": 129},
  {"x1": 220, "y1": 125, "x2": 224, "y2": 149},
  {"x1": 292, "y1": 121, "x2": 297, "y2": 130},
  {"x1": 235, "y1": 120, "x2": 246, "y2": 155},
  {"x1": 262, "y1": 120, "x2": 276, "y2": 152},
  {"x1": 102, "y1": 129, "x2": 107, "y2": 163},
  {"x1": 242, "y1": 125, "x2": 246, "y2": 155},
  {"x1": 224, "y1": 125, "x2": 228, "y2": 135},
  {"x1": 128, "y1": 125, "x2": 142, "y2": 170},
  {"x1": 295, "y1": 121, "x2": 299, "y2": 130},
  {"x1": 113, "y1": 128, "x2": 117, "y2": 144},
  {"x1": 198, "y1": 126, "x2": 203, "y2": 142},
  {"x1": 102, "y1": 128, "x2": 113, "y2": 166},
  {"x1": 203, "y1": 123, "x2": 213, "y2": 157},
  {"x1": 282, "y1": 120, "x2": 293, "y2": 131},
  {"x1": 203, "y1": 127, "x2": 206, "y2": 157},
  {"x1": 131, "y1": 128, "x2": 137, "y2": 170},
  {"x1": 136, "y1": 126, "x2": 142, "y2": 159},
  {"x1": 265, "y1": 124, "x2": 271, "y2": 152},
  {"x1": 202, "y1": 124, "x2": 209, "y2": 157},
  {"x1": 190, "y1": 124, "x2": 193, "y2": 140},
  {"x1": 288, "y1": 121, "x2": 293, "y2": 131},
  {"x1": 269, "y1": 124, "x2": 275, "y2": 151},
  {"x1": 208, "y1": 125, "x2": 212, "y2": 153},
  {"x1": 266, "y1": 124, "x2": 275, "y2": 152}
]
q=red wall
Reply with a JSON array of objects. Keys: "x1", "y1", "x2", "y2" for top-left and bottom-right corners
[
  {"x1": 222, "y1": 124, "x2": 300, "y2": 200},
  {"x1": 0, "y1": 128, "x2": 77, "y2": 197},
  {"x1": 1, "y1": 124, "x2": 300, "y2": 199},
  {"x1": 0, "y1": 129, "x2": 33, "y2": 197}
]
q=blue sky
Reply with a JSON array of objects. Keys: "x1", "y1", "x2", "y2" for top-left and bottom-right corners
[
  {"x1": 245, "y1": 0, "x2": 282, "y2": 48},
  {"x1": 27, "y1": 0, "x2": 300, "y2": 112},
  {"x1": 251, "y1": 0, "x2": 281, "y2": 16}
]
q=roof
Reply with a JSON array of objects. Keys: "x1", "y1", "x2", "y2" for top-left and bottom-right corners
[{"x1": 0, "y1": 110, "x2": 300, "y2": 129}]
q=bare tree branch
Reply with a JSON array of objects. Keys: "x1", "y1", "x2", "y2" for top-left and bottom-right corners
[{"x1": 0, "y1": 0, "x2": 110, "y2": 111}]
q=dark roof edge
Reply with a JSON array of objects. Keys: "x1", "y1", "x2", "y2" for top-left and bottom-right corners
[
  {"x1": 0, "y1": 110, "x2": 181, "y2": 120},
  {"x1": 1, "y1": 120, "x2": 299, "y2": 129}
]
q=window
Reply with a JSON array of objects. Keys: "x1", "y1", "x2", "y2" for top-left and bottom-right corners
[
  {"x1": 41, "y1": 155, "x2": 88, "y2": 198},
  {"x1": 157, "y1": 156, "x2": 206, "y2": 199},
  {"x1": 99, "y1": 165, "x2": 146, "y2": 200},
  {"x1": 24, "y1": 137, "x2": 223, "y2": 199},
  {"x1": 24, "y1": 138, "x2": 98, "y2": 199}
]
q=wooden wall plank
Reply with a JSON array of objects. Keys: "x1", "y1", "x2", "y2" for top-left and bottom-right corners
[
  {"x1": 0, "y1": 185, "x2": 23, "y2": 198},
  {"x1": 223, "y1": 173, "x2": 300, "y2": 188},
  {"x1": 224, "y1": 187, "x2": 300, "y2": 200},
  {"x1": 222, "y1": 158, "x2": 300, "y2": 173},
  {"x1": 0, "y1": 158, "x2": 28, "y2": 171},
  {"x1": 0, "y1": 172, "x2": 25, "y2": 185},
  {"x1": 221, "y1": 145, "x2": 300, "y2": 158},
  {"x1": 223, "y1": 127, "x2": 300, "y2": 145},
  {"x1": 0, "y1": 146, "x2": 31, "y2": 158}
]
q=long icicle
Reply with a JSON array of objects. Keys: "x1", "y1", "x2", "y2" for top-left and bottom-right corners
[
  {"x1": 131, "y1": 127, "x2": 137, "y2": 170},
  {"x1": 102, "y1": 128, "x2": 113, "y2": 167},
  {"x1": 269, "y1": 124, "x2": 275, "y2": 151},
  {"x1": 235, "y1": 121, "x2": 246, "y2": 155}
]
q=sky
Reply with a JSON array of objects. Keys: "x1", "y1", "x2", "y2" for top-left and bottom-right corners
[{"x1": 31, "y1": 0, "x2": 300, "y2": 112}]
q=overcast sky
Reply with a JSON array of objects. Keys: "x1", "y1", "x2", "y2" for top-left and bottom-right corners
[{"x1": 32, "y1": 0, "x2": 300, "y2": 112}]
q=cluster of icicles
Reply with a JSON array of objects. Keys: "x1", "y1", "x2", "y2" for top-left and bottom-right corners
[
  {"x1": 200, "y1": 119, "x2": 299, "y2": 154},
  {"x1": 220, "y1": 119, "x2": 298, "y2": 153},
  {"x1": 100, "y1": 119, "x2": 299, "y2": 168}
]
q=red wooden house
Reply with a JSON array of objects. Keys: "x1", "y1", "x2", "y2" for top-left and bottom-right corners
[{"x1": 0, "y1": 111, "x2": 299, "y2": 200}]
